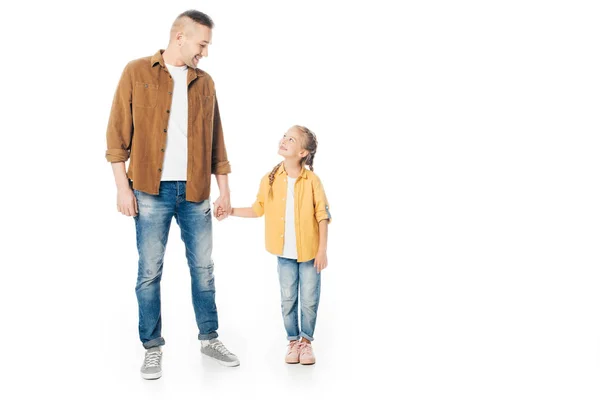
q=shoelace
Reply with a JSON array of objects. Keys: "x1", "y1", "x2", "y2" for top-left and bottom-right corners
[
  {"x1": 211, "y1": 341, "x2": 233, "y2": 356},
  {"x1": 144, "y1": 351, "x2": 161, "y2": 368},
  {"x1": 287, "y1": 341, "x2": 300, "y2": 355},
  {"x1": 298, "y1": 342, "x2": 312, "y2": 356}
]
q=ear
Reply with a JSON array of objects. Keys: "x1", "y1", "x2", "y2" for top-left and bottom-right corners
[{"x1": 299, "y1": 149, "x2": 309, "y2": 158}]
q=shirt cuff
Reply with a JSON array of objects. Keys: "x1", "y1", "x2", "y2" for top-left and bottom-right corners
[
  {"x1": 251, "y1": 202, "x2": 264, "y2": 217},
  {"x1": 105, "y1": 149, "x2": 129, "y2": 162},
  {"x1": 212, "y1": 160, "x2": 232, "y2": 175},
  {"x1": 316, "y1": 213, "x2": 331, "y2": 224}
]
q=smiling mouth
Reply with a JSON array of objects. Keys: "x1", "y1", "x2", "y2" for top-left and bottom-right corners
[
  {"x1": 194, "y1": 55, "x2": 200, "y2": 63},
  {"x1": 280, "y1": 146, "x2": 287, "y2": 151}
]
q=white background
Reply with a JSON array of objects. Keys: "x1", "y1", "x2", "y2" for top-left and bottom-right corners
[{"x1": 1, "y1": 0, "x2": 599, "y2": 398}]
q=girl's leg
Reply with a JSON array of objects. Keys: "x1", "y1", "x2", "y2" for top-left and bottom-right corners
[
  {"x1": 277, "y1": 257, "x2": 301, "y2": 341},
  {"x1": 299, "y1": 258, "x2": 321, "y2": 342}
]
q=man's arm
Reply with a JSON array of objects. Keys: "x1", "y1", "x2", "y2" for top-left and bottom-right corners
[
  {"x1": 112, "y1": 162, "x2": 137, "y2": 217},
  {"x1": 106, "y1": 63, "x2": 134, "y2": 164},
  {"x1": 211, "y1": 94, "x2": 232, "y2": 218},
  {"x1": 214, "y1": 174, "x2": 231, "y2": 219},
  {"x1": 106, "y1": 62, "x2": 137, "y2": 217}
]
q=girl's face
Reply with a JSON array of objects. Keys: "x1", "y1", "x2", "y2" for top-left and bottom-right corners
[{"x1": 278, "y1": 127, "x2": 308, "y2": 160}]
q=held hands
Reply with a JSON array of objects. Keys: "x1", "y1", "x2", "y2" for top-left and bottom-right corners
[
  {"x1": 215, "y1": 205, "x2": 227, "y2": 220},
  {"x1": 213, "y1": 194, "x2": 231, "y2": 221}
]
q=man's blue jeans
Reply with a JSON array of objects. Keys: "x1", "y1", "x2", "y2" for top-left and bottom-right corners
[{"x1": 133, "y1": 181, "x2": 218, "y2": 349}]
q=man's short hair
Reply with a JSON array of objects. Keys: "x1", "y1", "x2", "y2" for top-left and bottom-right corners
[{"x1": 177, "y1": 10, "x2": 214, "y2": 29}]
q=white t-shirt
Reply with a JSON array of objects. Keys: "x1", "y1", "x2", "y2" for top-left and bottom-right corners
[
  {"x1": 160, "y1": 63, "x2": 189, "y2": 181},
  {"x1": 281, "y1": 177, "x2": 298, "y2": 259}
]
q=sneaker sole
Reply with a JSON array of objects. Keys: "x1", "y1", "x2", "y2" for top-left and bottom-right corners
[
  {"x1": 217, "y1": 359, "x2": 240, "y2": 367},
  {"x1": 141, "y1": 371, "x2": 162, "y2": 380},
  {"x1": 201, "y1": 352, "x2": 240, "y2": 367},
  {"x1": 300, "y1": 361, "x2": 315, "y2": 365}
]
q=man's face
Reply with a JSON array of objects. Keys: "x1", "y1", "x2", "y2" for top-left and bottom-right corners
[{"x1": 179, "y1": 23, "x2": 212, "y2": 68}]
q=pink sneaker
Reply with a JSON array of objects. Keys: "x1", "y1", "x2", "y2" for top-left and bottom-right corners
[
  {"x1": 299, "y1": 342, "x2": 316, "y2": 365},
  {"x1": 285, "y1": 341, "x2": 301, "y2": 364}
]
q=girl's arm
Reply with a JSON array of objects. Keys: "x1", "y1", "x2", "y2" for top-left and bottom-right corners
[
  {"x1": 315, "y1": 220, "x2": 329, "y2": 273},
  {"x1": 318, "y1": 220, "x2": 328, "y2": 253},
  {"x1": 231, "y1": 207, "x2": 259, "y2": 218}
]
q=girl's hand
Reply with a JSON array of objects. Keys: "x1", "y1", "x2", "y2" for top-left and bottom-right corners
[
  {"x1": 215, "y1": 206, "x2": 226, "y2": 220},
  {"x1": 314, "y1": 251, "x2": 328, "y2": 273}
]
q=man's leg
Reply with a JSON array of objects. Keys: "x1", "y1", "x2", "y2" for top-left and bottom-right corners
[
  {"x1": 133, "y1": 182, "x2": 176, "y2": 349},
  {"x1": 175, "y1": 182, "x2": 239, "y2": 366},
  {"x1": 175, "y1": 192, "x2": 218, "y2": 339}
]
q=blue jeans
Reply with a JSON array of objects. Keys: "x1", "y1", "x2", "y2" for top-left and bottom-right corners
[
  {"x1": 133, "y1": 181, "x2": 218, "y2": 349},
  {"x1": 277, "y1": 256, "x2": 321, "y2": 341}
]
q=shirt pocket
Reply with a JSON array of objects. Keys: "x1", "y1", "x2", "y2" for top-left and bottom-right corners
[{"x1": 133, "y1": 82, "x2": 159, "y2": 108}]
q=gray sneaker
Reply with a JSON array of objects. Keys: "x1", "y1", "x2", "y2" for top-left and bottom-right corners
[
  {"x1": 200, "y1": 339, "x2": 240, "y2": 367},
  {"x1": 141, "y1": 347, "x2": 162, "y2": 380}
]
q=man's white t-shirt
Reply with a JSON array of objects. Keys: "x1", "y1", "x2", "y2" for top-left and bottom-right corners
[{"x1": 160, "y1": 63, "x2": 189, "y2": 181}]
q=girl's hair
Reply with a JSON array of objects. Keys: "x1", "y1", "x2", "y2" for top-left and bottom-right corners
[
  {"x1": 268, "y1": 125, "x2": 318, "y2": 197},
  {"x1": 296, "y1": 125, "x2": 318, "y2": 172}
]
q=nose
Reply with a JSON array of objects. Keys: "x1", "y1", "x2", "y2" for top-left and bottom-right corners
[{"x1": 202, "y1": 47, "x2": 209, "y2": 58}]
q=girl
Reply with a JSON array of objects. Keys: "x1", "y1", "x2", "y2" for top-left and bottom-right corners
[{"x1": 218, "y1": 125, "x2": 331, "y2": 365}]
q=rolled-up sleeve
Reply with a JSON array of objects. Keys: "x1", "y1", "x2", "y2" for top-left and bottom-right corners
[
  {"x1": 211, "y1": 95, "x2": 232, "y2": 175},
  {"x1": 251, "y1": 175, "x2": 269, "y2": 217},
  {"x1": 313, "y1": 177, "x2": 331, "y2": 224},
  {"x1": 105, "y1": 63, "x2": 134, "y2": 163}
]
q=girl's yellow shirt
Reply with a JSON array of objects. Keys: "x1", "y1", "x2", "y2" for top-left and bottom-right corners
[{"x1": 252, "y1": 165, "x2": 331, "y2": 262}]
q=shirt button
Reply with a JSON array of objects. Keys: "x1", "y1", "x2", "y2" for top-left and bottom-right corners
[
  {"x1": 158, "y1": 168, "x2": 162, "y2": 172},
  {"x1": 163, "y1": 129, "x2": 167, "y2": 133},
  {"x1": 280, "y1": 235, "x2": 284, "y2": 238},
  {"x1": 161, "y1": 148, "x2": 165, "y2": 152},
  {"x1": 168, "y1": 91, "x2": 173, "y2": 95},
  {"x1": 282, "y1": 198, "x2": 285, "y2": 201},
  {"x1": 166, "y1": 110, "x2": 170, "y2": 113},
  {"x1": 144, "y1": 84, "x2": 148, "y2": 88}
]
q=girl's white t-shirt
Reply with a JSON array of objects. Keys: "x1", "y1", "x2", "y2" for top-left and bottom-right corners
[{"x1": 281, "y1": 177, "x2": 298, "y2": 259}]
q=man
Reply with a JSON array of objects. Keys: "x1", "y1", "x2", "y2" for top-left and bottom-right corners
[{"x1": 105, "y1": 10, "x2": 238, "y2": 380}]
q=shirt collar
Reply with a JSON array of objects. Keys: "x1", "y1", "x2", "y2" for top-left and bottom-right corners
[
  {"x1": 151, "y1": 49, "x2": 165, "y2": 68},
  {"x1": 151, "y1": 49, "x2": 204, "y2": 78},
  {"x1": 277, "y1": 164, "x2": 308, "y2": 179}
]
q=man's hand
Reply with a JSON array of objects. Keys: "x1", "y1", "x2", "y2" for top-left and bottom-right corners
[
  {"x1": 117, "y1": 187, "x2": 138, "y2": 217},
  {"x1": 314, "y1": 250, "x2": 328, "y2": 273}
]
